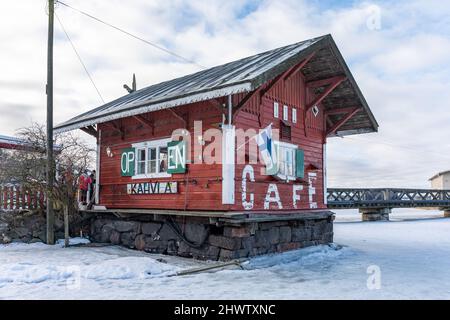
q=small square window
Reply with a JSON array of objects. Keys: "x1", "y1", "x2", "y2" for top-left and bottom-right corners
[
  {"x1": 292, "y1": 108, "x2": 297, "y2": 123},
  {"x1": 274, "y1": 102, "x2": 279, "y2": 118},
  {"x1": 283, "y1": 105, "x2": 288, "y2": 121}
]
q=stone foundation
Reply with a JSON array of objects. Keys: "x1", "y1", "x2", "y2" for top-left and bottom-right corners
[
  {"x1": 360, "y1": 208, "x2": 391, "y2": 221},
  {"x1": 444, "y1": 210, "x2": 450, "y2": 218},
  {"x1": 89, "y1": 212, "x2": 334, "y2": 261},
  {"x1": 0, "y1": 210, "x2": 90, "y2": 244}
]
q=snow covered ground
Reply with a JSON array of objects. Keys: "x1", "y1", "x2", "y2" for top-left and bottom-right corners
[{"x1": 1, "y1": 209, "x2": 450, "y2": 299}]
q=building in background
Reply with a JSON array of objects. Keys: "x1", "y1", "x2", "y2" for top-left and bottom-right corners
[{"x1": 429, "y1": 171, "x2": 450, "y2": 189}]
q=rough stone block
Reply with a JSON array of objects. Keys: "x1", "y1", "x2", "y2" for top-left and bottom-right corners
[
  {"x1": 277, "y1": 242, "x2": 301, "y2": 252},
  {"x1": 208, "y1": 235, "x2": 241, "y2": 250},
  {"x1": 291, "y1": 227, "x2": 311, "y2": 242},
  {"x1": 167, "y1": 240, "x2": 178, "y2": 255},
  {"x1": 279, "y1": 226, "x2": 292, "y2": 243},
  {"x1": 110, "y1": 230, "x2": 121, "y2": 245},
  {"x1": 255, "y1": 230, "x2": 270, "y2": 247},
  {"x1": 259, "y1": 221, "x2": 289, "y2": 230},
  {"x1": 120, "y1": 232, "x2": 138, "y2": 247},
  {"x1": 219, "y1": 248, "x2": 239, "y2": 261},
  {"x1": 241, "y1": 236, "x2": 256, "y2": 250},
  {"x1": 191, "y1": 246, "x2": 220, "y2": 261},
  {"x1": 312, "y1": 222, "x2": 327, "y2": 240},
  {"x1": 134, "y1": 234, "x2": 146, "y2": 251},
  {"x1": 113, "y1": 221, "x2": 140, "y2": 233},
  {"x1": 93, "y1": 219, "x2": 107, "y2": 232},
  {"x1": 177, "y1": 241, "x2": 191, "y2": 256},
  {"x1": 268, "y1": 227, "x2": 280, "y2": 245},
  {"x1": 141, "y1": 222, "x2": 161, "y2": 236},
  {"x1": 158, "y1": 224, "x2": 178, "y2": 241},
  {"x1": 99, "y1": 224, "x2": 114, "y2": 243},
  {"x1": 13, "y1": 227, "x2": 29, "y2": 238},
  {"x1": 184, "y1": 222, "x2": 209, "y2": 243},
  {"x1": 223, "y1": 226, "x2": 251, "y2": 238},
  {"x1": 323, "y1": 232, "x2": 334, "y2": 243}
]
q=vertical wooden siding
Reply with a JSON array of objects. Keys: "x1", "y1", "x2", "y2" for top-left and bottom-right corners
[
  {"x1": 234, "y1": 70, "x2": 326, "y2": 211},
  {"x1": 98, "y1": 101, "x2": 229, "y2": 211},
  {"x1": 98, "y1": 70, "x2": 327, "y2": 212}
]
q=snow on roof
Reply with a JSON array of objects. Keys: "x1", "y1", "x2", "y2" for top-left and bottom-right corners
[
  {"x1": 54, "y1": 34, "x2": 378, "y2": 135},
  {"x1": 0, "y1": 135, "x2": 26, "y2": 149}
]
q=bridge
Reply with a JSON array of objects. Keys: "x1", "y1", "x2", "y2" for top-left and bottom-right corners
[{"x1": 327, "y1": 188, "x2": 450, "y2": 221}]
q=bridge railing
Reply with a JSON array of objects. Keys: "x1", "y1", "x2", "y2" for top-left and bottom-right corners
[
  {"x1": 327, "y1": 188, "x2": 450, "y2": 208},
  {"x1": 0, "y1": 184, "x2": 46, "y2": 211}
]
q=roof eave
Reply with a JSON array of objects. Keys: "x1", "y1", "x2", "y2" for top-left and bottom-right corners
[
  {"x1": 54, "y1": 82, "x2": 252, "y2": 134},
  {"x1": 326, "y1": 35, "x2": 379, "y2": 133}
]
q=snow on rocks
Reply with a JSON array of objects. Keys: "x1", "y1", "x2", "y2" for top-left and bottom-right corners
[
  {"x1": 1, "y1": 213, "x2": 450, "y2": 299},
  {"x1": 56, "y1": 237, "x2": 91, "y2": 247}
]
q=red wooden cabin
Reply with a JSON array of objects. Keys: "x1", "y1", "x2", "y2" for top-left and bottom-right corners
[
  {"x1": 54, "y1": 35, "x2": 378, "y2": 259},
  {"x1": 55, "y1": 34, "x2": 377, "y2": 214}
]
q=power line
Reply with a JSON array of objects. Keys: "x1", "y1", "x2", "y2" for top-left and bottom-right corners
[
  {"x1": 55, "y1": 13, "x2": 105, "y2": 104},
  {"x1": 56, "y1": 0, "x2": 206, "y2": 69}
]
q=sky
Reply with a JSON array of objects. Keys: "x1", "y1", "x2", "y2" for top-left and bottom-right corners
[{"x1": 0, "y1": 0, "x2": 449, "y2": 188}]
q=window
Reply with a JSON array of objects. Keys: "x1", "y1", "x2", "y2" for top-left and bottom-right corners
[
  {"x1": 132, "y1": 138, "x2": 172, "y2": 178},
  {"x1": 283, "y1": 105, "x2": 288, "y2": 121},
  {"x1": 147, "y1": 147, "x2": 157, "y2": 173},
  {"x1": 280, "y1": 120, "x2": 291, "y2": 141},
  {"x1": 274, "y1": 102, "x2": 279, "y2": 118},
  {"x1": 137, "y1": 148, "x2": 146, "y2": 175},
  {"x1": 274, "y1": 141, "x2": 297, "y2": 181},
  {"x1": 292, "y1": 108, "x2": 297, "y2": 123}
]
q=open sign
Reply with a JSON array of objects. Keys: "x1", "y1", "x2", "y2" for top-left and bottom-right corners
[{"x1": 121, "y1": 148, "x2": 135, "y2": 176}]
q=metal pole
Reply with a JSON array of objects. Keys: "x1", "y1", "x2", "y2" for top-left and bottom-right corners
[
  {"x1": 46, "y1": 0, "x2": 55, "y2": 245},
  {"x1": 228, "y1": 95, "x2": 232, "y2": 125}
]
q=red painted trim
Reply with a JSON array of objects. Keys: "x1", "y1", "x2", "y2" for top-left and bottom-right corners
[
  {"x1": 326, "y1": 107, "x2": 361, "y2": 136},
  {"x1": 306, "y1": 76, "x2": 347, "y2": 112},
  {"x1": 80, "y1": 126, "x2": 98, "y2": 138},
  {"x1": 306, "y1": 75, "x2": 346, "y2": 88},
  {"x1": 167, "y1": 108, "x2": 187, "y2": 127},
  {"x1": 133, "y1": 115, "x2": 154, "y2": 134},
  {"x1": 232, "y1": 88, "x2": 262, "y2": 122}
]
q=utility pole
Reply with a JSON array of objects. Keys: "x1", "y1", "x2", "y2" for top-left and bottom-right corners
[{"x1": 46, "y1": 0, "x2": 55, "y2": 245}]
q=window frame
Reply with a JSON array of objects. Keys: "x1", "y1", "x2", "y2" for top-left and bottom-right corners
[
  {"x1": 283, "y1": 105, "x2": 289, "y2": 121},
  {"x1": 274, "y1": 140, "x2": 298, "y2": 182},
  {"x1": 292, "y1": 108, "x2": 297, "y2": 124},
  {"x1": 132, "y1": 138, "x2": 172, "y2": 179},
  {"x1": 274, "y1": 101, "x2": 279, "y2": 118}
]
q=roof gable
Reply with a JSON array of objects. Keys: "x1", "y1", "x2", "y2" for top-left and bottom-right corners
[{"x1": 54, "y1": 34, "x2": 378, "y2": 136}]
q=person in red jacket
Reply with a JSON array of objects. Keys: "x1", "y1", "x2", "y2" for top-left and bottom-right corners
[{"x1": 78, "y1": 170, "x2": 92, "y2": 205}]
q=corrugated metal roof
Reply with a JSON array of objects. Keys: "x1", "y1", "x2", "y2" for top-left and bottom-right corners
[
  {"x1": 54, "y1": 35, "x2": 327, "y2": 132},
  {"x1": 0, "y1": 135, "x2": 26, "y2": 147}
]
